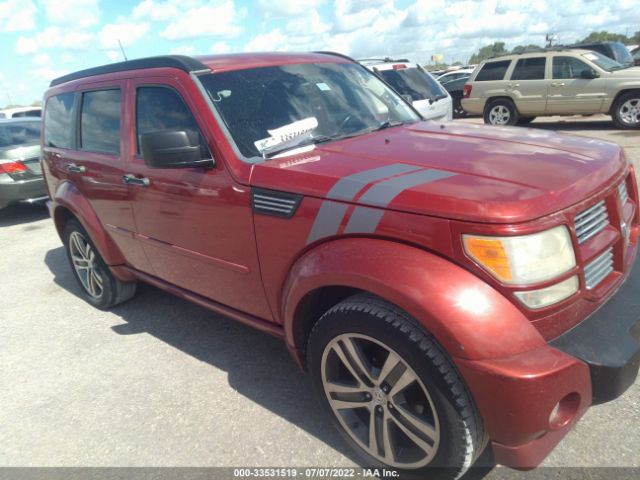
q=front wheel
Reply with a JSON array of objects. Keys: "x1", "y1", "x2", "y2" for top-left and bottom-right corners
[
  {"x1": 483, "y1": 99, "x2": 518, "y2": 126},
  {"x1": 307, "y1": 294, "x2": 487, "y2": 479},
  {"x1": 612, "y1": 92, "x2": 640, "y2": 129},
  {"x1": 63, "y1": 219, "x2": 137, "y2": 309}
]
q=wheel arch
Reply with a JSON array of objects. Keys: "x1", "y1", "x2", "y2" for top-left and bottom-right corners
[
  {"x1": 609, "y1": 88, "x2": 640, "y2": 114},
  {"x1": 282, "y1": 237, "x2": 545, "y2": 369},
  {"x1": 52, "y1": 180, "x2": 126, "y2": 265}
]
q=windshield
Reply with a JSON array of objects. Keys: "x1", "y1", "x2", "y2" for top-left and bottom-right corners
[
  {"x1": 379, "y1": 67, "x2": 447, "y2": 102},
  {"x1": 0, "y1": 121, "x2": 41, "y2": 148},
  {"x1": 199, "y1": 62, "x2": 420, "y2": 159},
  {"x1": 582, "y1": 51, "x2": 625, "y2": 71}
]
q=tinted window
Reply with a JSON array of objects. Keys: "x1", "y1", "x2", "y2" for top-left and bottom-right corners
[
  {"x1": 13, "y1": 110, "x2": 41, "y2": 118},
  {"x1": 0, "y1": 121, "x2": 41, "y2": 148},
  {"x1": 475, "y1": 61, "x2": 511, "y2": 81},
  {"x1": 380, "y1": 67, "x2": 446, "y2": 102},
  {"x1": 582, "y1": 45, "x2": 608, "y2": 57},
  {"x1": 511, "y1": 57, "x2": 546, "y2": 80},
  {"x1": 44, "y1": 93, "x2": 75, "y2": 148},
  {"x1": 611, "y1": 43, "x2": 633, "y2": 65},
  {"x1": 80, "y1": 90, "x2": 121, "y2": 154},
  {"x1": 553, "y1": 57, "x2": 592, "y2": 79},
  {"x1": 136, "y1": 86, "x2": 211, "y2": 159}
]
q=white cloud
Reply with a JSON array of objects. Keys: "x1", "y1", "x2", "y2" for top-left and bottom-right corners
[
  {"x1": 98, "y1": 22, "x2": 150, "y2": 49},
  {"x1": 132, "y1": 0, "x2": 203, "y2": 22},
  {"x1": 160, "y1": 2, "x2": 241, "y2": 40},
  {"x1": 257, "y1": 0, "x2": 326, "y2": 17},
  {"x1": 40, "y1": 0, "x2": 99, "y2": 29},
  {"x1": 33, "y1": 53, "x2": 51, "y2": 65},
  {"x1": 244, "y1": 29, "x2": 288, "y2": 52},
  {"x1": 15, "y1": 27, "x2": 94, "y2": 54},
  {"x1": 0, "y1": 0, "x2": 37, "y2": 32},
  {"x1": 211, "y1": 41, "x2": 231, "y2": 54},
  {"x1": 286, "y1": 9, "x2": 330, "y2": 36},
  {"x1": 170, "y1": 45, "x2": 197, "y2": 55}
]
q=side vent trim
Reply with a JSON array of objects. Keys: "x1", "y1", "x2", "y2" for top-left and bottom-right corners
[{"x1": 252, "y1": 188, "x2": 302, "y2": 219}]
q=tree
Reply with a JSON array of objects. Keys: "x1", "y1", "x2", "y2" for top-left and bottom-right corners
[
  {"x1": 468, "y1": 42, "x2": 507, "y2": 64},
  {"x1": 632, "y1": 31, "x2": 640, "y2": 44},
  {"x1": 511, "y1": 44, "x2": 542, "y2": 54},
  {"x1": 579, "y1": 30, "x2": 630, "y2": 44}
]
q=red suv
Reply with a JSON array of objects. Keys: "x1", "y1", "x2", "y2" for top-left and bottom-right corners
[{"x1": 42, "y1": 53, "x2": 640, "y2": 478}]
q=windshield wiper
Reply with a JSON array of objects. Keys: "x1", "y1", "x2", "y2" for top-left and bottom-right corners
[
  {"x1": 262, "y1": 134, "x2": 333, "y2": 159},
  {"x1": 370, "y1": 120, "x2": 404, "y2": 133}
]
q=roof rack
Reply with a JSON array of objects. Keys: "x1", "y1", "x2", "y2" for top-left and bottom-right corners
[
  {"x1": 312, "y1": 51, "x2": 357, "y2": 62},
  {"x1": 357, "y1": 57, "x2": 410, "y2": 64},
  {"x1": 49, "y1": 55, "x2": 210, "y2": 87}
]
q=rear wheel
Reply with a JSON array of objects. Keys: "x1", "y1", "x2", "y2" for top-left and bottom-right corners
[
  {"x1": 63, "y1": 219, "x2": 136, "y2": 309},
  {"x1": 307, "y1": 294, "x2": 487, "y2": 479},
  {"x1": 483, "y1": 98, "x2": 518, "y2": 126},
  {"x1": 612, "y1": 91, "x2": 640, "y2": 129}
]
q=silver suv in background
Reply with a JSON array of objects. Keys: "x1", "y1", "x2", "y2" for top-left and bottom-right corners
[
  {"x1": 361, "y1": 58, "x2": 453, "y2": 122},
  {"x1": 462, "y1": 49, "x2": 640, "y2": 129}
]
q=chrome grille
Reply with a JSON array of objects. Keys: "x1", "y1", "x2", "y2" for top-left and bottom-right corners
[
  {"x1": 574, "y1": 200, "x2": 609, "y2": 244},
  {"x1": 618, "y1": 181, "x2": 629, "y2": 206},
  {"x1": 584, "y1": 247, "x2": 614, "y2": 290}
]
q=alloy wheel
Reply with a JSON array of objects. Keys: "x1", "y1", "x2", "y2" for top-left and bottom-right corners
[
  {"x1": 321, "y1": 333, "x2": 440, "y2": 469},
  {"x1": 489, "y1": 105, "x2": 511, "y2": 125},
  {"x1": 69, "y1": 231, "x2": 103, "y2": 299},
  {"x1": 619, "y1": 98, "x2": 640, "y2": 126}
]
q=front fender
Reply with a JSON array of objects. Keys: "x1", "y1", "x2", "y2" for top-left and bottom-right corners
[
  {"x1": 283, "y1": 238, "x2": 546, "y2": 361},
  {"x1": 52, "y1": 180, "x2": 126, "y2": 266}
]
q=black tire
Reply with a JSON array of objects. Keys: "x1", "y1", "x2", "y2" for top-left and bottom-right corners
[
  {"x1": 452, "y1": 94, "x2": 467, "y2": 119},
  {"x1": 483, "y1": 98, "x2": 519, "y2": 126},
  {"x1": 63, "y1": 218, "x2": 136, "y2": 309},
  {"x1": 307, "y1": 293, "x2": 487, "y2": 480},
  {"x1": 517, "y1": 116, "x2": 535, "y2": 125},
  {"x1": 611, "y1": 91, "x2": 640, "y2": 129}
]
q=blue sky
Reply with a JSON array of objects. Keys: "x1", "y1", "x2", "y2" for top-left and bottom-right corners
[{"x1": 1, "y1": 0, "x2": 639, "y2": 106}]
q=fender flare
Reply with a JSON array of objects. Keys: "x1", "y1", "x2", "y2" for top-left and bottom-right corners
[
  {"x1": 282, "y1": 238, "x2": 546, "y2": 362},
  {"x1": 52, "y1": 181, "x2": 126, "y2": 265}
]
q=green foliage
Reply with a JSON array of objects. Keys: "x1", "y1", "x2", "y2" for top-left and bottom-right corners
[
  {"x1": 579, "y1": 31, "x2": 630, "y2": 43},
  {"x1": 511, "y1": 44, "x2": 542, "y2": 54},
  {"x1": 468, "y1": 42, "x2": 507, "y2": 64}
]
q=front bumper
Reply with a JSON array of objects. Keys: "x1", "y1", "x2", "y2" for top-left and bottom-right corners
[
  {"x1": 550, "y1": 256, "x2": 640, "y2": 404},
  {"x1": 455, "y1": 257, "x2": 640, "y2": 469},
  {"x1": 0, "y1": 177, "x2": 47, "y2": 209}
]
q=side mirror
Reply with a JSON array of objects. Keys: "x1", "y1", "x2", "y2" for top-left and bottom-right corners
[
  {"x1": 580, "y1": 68, "x2": 599, "y2": 79},
  {"x1": 140, "y1": 130, "x2": 213, "y2": 169}
]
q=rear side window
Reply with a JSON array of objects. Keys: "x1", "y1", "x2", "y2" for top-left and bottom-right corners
[
  {"x1": 80, "y1": 89, "x2": 121, "y2": 154},
  {"x1": 511, "y1": 57, "x2": 546, "y2": 80},
  {"x1": 136, "y1": 86, "x2": 211, "y2": 159},
  {"x1": 475, "y1": 61, "x2": 511, "y2": 81},
  {"x1": 44, "y1": 93, "x2": 75, "y2": 148}
]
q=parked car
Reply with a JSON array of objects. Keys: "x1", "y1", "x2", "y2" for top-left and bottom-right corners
[
  {"x1": 462, "y1": 49, "x2": 640, "y2": 128},
  {"x1": 0, "y1": 118, "x2": 47, "y2": 209},
  {"x1": 436, "y1": 68, "x2": 475, "y2": 85},
  {"x1": 569, "y1": 41, "x2": 635, "y2": 68},
  {"x1": 360, "y1": 58, "x2": 452, "y2": 122},
  {"x1": 43, "y1": 53, "x2": 640, "y2": 478},
  {"x1": 441, "y1": 74, "x2": 471, "y2": 118},
  {"x1": 0, "y1": 106, "x2": 42, "y2": 119},
  {"x1": 632, "y1": 46, "x2": 640, "y2": 67}
]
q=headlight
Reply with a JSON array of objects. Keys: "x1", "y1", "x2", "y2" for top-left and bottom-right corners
[
  {"x1": 514, "y1": 276, "x2": 579, "y2": 309},
  {"x1": 463, "y1": 225, "x2": 576, "y2": 285}
]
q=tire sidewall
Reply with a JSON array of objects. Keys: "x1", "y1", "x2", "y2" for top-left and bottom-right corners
[
  {"x1": 63, "y1": 219, "x2": 117, "y2": 309},
  {"x1": 308, "y1": 305, "x2": 477, "y2": 479},
  {"x1": 613, "y1": 92, "x2": 640, "y2": 130},
  {"x1": 484, "y1": 99, "x2": 518, "y2": 126}
]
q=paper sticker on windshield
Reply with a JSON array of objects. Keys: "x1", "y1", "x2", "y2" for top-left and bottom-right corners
[
  {"x1": 316, "y1": 82, "x2": 331, "y2": 91},
  {"x1": 583, "y1": 53, "x2": 598, "y2": 61},
  {"x1": 254, "y1": 117, "x2": 319, "y2": 153}
]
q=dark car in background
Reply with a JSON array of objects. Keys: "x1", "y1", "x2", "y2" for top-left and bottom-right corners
[
  {"x1": 0, "y1": 118, "x2": 47, "y2": 209},
  {"x1": 441, "y1": 74, "x2": 471, "y2": 118},
  {"x1": 570, "y1": 41, "x2": 635, "y2": 68},
  {"x1": 632, "y1": 46, "x2": 640, "y2": 66}
]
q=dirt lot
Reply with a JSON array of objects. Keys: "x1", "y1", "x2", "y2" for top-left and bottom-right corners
[{"x1": 0, "y1": 115, "x2": 638, "y2": 479}]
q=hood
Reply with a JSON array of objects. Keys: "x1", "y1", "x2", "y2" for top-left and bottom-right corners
[
  {"x1": 250, "y1": 121, "x2": 626, "y2": 224},
  {"x1": 609, "y1": 66, "x2": 640, "y2": 77}
]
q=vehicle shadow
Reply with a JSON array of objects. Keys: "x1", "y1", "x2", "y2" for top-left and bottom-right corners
[
  {"x1": 43, "y1": 245, "x2": 495, "y2": 478},
  {"x1": 529, "y1": 119, "x2": 617, "y2": 131},
  {"x1": 0, "y1": 203, "x2": 49, "y2": 227}
]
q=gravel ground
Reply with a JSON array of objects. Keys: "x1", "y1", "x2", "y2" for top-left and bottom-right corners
[{"x1": 0, "y1": 115, "x2": 638, "y2": 480}]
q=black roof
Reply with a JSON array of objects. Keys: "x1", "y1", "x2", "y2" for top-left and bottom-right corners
[{"x1": 49, "y1": 55, "x2": 210, "y2": 87}]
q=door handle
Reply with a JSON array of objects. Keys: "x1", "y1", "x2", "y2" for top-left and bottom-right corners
[
  {"x1": 551, "y1": 82, "x2": 566, "y2": 87},
  {"x1": 506, "y1": 83, "x2": 520, "y2": 88},
  {"x1": 122, "y1": 173, "x2": 150, "y2": 187},
  {"x1": 65, "y1": 163, "x2": 86, "y2": 173}
]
